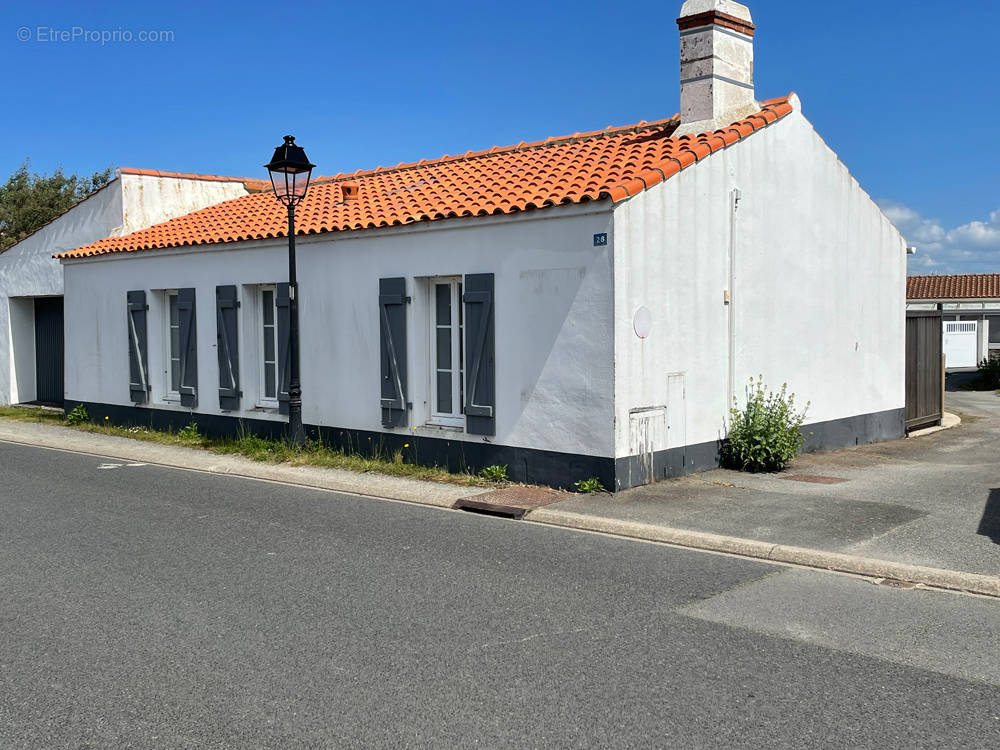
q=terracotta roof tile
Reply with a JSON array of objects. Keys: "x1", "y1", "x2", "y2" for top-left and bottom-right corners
[
  {"x1": 907, "y1": 274, "x2": 1000, "y2": 300},
  {"x1": 59, "y1": 95, "x2": 795, "y2": 259}
]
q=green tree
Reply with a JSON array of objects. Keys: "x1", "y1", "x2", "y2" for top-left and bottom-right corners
[{"x1": 0, "y1": 160, "x2": 113, "y2": 252}]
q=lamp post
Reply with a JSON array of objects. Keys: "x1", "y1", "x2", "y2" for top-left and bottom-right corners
[{"x1": 265, "y1": 135, "x2": 315, "y2": 447}]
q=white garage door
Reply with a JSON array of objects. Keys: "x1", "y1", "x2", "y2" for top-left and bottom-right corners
[{"x1": 943, "y1": 321, "x2": 978, "y2": 368}]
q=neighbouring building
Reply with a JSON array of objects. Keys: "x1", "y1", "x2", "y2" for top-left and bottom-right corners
[
  {"x1": 0, "y1": 169, "x2": 266, "y2": 406},
  {"x1": 56, "y1": 0, "x2": 908, "y2": 490},
  {"x1": 907, "y1": 274, "x2": 1000, "y2": 369}
]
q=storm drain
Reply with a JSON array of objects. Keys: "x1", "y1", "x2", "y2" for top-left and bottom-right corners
[
  {"x1": 453, "y1": 499, "x2": 528, "y2": 519},
  {"x1": 452, "y1": 485, "x2": 570, "y2": 519}
]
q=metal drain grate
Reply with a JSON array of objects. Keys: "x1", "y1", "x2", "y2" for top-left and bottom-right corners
[{"x1": 453, "y1": 499, "x2": 528, "y2": 519}]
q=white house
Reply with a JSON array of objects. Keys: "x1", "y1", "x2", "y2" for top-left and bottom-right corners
[
  {"x1": 1, "y1": 169, "x2": 264, "y2": 405},
  {"x1": 907, "y1": 274, "x2": 1000, "y2": 369},
  {"x1": 57, "y1": 0, "x2": 907, "y2": 490}
]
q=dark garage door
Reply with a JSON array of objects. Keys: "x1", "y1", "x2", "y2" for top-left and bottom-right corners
[{"x1": 34, "y1": 297, "x2": 64, "y2": 406}]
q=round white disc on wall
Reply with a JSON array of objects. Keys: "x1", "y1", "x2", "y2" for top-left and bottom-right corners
[{"x1": 633, "y1": 306, "x2": 652, "y2": 339}]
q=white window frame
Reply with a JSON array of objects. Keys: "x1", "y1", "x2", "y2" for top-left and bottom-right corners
[
  {"x1": 427, "y1": 276, "x2": 465, "y2": 428},
  {"x1": 257, "y1": 285, "x2": 280, "y2": 409},
  {"x1": 163, "y1": 289, "x2": 181, "y2": 402}
]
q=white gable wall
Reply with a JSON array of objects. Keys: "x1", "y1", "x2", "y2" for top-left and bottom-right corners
[
  {"x1": 612, "y1": 105, "x2": 906, "y2": 468},
  {"x1": 1, "y1": 181, "x2": 122, "y2": 404},
  {"x1": 62, "y1": 205, "x2": 617, "y2": 459},
  {"x1": 119, "y1": 173, "x2": 250, "y2": 234},
  {"x1": 1, "y1": 173, "x2": 253, "y2": 405}
]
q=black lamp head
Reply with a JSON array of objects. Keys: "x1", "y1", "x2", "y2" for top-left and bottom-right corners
[{"x1": 265, "y1": 135, "x2": 316, "y2": 207}]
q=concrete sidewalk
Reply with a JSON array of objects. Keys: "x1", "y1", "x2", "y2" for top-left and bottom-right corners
[
  {"x1": 528, "y1": 388, "x2": 1000, "y2": 595},
  {"x1": 0, "y1": 419, "x2": 487, "y2": 508}
]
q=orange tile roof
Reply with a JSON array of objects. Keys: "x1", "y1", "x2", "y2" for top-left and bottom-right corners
[
  {"x1": 908, "y1": 274, "x2": 1000, "y2": 300},
  {"x1": 59, "y1": 95, "x2": 795, "y2": 259}
]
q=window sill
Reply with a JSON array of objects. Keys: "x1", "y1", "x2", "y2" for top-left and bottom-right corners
[
  {"x1": 154, "y1": 400, "x2": 191, "y2": 412},
  {"x1": 416, "y1": 422, "x2": 465, "y2": 435}
]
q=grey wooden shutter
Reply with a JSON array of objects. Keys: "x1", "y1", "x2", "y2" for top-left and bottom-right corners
[
  {"x1": 127, "y1": 290, "x2": 149, "y2": 404},
  {"x1": 216, "y1": 285, "x2": 240, "y2": 410},
  {"x1": 176, "y1": 288, "x2": 198, "y2": 408},
  {"x1": 463, "y1": 273, "x2": 495, "y2": 436},
  {"x1": 379, "y1": 277, "x2": 408, "y2": 427},
  {"x1": 276, "y1": 282, "x2": 291, "y2": 415}
]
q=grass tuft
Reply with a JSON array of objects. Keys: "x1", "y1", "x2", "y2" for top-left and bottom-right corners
[{"x1": 0, "y1": 405, "x2": 489, "y2": 487}]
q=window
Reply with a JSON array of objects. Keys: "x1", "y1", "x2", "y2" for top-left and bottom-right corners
[
  {"x1": 259, "y1": 286, "x2": 279, "y2": 406},
  {"x1": 429, "y1": 278, "x2": 464, "y2": 427},
  {"x1": 165, "y1": 291, "x2": 181, "y2": 400},
  {"x1": 988, "y1": 315, "x2": 1000, "y2": 345}
]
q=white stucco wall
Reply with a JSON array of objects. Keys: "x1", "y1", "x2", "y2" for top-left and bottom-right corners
[
  {"x1": 62, "y1": 205, "x2": 617, "y2": 457},
  {"x1": 612, "y1": 103, "x2": 906, "y2": 459},
  {"x1": 1, "y1": 181, "x2": 122, "y2": 404},
  {"x1": 1, "y1": 172, "x2": 254, "y2": 405},
  {"x1": 119, "y1": 173, "x2": 251, "y2": 234}
]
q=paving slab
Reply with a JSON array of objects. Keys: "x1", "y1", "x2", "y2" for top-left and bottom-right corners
[{"x1": 536, "y1": 388, "x2": 1000, "y2": 580}]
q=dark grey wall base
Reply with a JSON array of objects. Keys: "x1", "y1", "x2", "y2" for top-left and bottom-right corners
[
  {"x1": 612, "y1": 407, "x2": 907, "y2": 491},
  {"x1": 65, "y1": 401, "x2": 290, "y2": 441},
  {"x1": 799, "y1": 407, "x2": 905, "y2": 453},
  {"x1": 614, "y1": 440, "x2": 721, "y2": 491},
  {"x1": 64, "y1": 402, "x2": 906, "y2": 493},
  {"x1": 63, "y1": 401, "x2": 615, "y2": 491},
  {"x1": 311, "y1": 425, "x2": 614, "y2": 490}
]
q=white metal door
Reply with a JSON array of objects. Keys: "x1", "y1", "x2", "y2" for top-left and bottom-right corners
[{"x1": 943, "y1": 321, "x2": 978, "y2": 368}]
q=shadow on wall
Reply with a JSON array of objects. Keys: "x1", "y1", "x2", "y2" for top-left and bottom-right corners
[{"x1": 978, "y1": 489, "x2": 1000, "y2": 545}]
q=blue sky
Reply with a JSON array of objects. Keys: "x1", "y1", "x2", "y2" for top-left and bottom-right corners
[{"x1": 2, "y1": 0, "x2": 997, "y2": 273}]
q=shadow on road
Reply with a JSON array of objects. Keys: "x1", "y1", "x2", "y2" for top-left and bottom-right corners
[{"x1": 978, "y1": 489, "x2": 1000, "y2": 544}]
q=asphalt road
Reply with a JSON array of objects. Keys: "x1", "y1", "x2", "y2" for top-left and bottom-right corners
[{"x1": 1, "y1": 441, "x2": 999, "y2": 749}]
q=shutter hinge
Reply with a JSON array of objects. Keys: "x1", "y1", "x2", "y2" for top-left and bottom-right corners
[
  {"x1": 236, "y1": 300, "x2": 241, "y2": 309},
  {"x1": 405, "y1": 296, "x2": 412, "y2": 304}
]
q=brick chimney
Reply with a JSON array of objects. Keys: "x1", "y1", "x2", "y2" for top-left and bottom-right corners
[{"x1": 674, "y1": 0, "x2": 758, "y2": 137}]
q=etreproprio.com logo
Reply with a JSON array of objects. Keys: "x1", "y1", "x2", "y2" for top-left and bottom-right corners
[{"x1": 16, "y1": 26, "x2": 175, "y2": 44}]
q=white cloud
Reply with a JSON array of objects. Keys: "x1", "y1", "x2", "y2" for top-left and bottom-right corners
[{"x1": 878, "y1": 199, "x2": 1000, "y2": 274}]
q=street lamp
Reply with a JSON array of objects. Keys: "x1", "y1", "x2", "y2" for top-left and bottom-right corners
[{"x1": 265, "y1": 135, "x2": 315, "y2": 447}]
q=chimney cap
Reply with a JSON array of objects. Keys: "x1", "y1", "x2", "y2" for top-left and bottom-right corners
[{"x1": 679, "y1": 0, "x2": 752, "y2": 24}]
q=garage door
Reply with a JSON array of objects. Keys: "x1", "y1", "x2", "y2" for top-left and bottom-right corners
[
  {"x1": 34, "y1": 297, "x2": 64, "y2": 405},
  {"x1": 943, "y1": 321, "x2": 978, "y2": 369}
]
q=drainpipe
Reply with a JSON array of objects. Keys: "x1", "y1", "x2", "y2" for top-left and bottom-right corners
[{"x1": 727, "y1": 187, "x2": 741, "y2": 410}]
